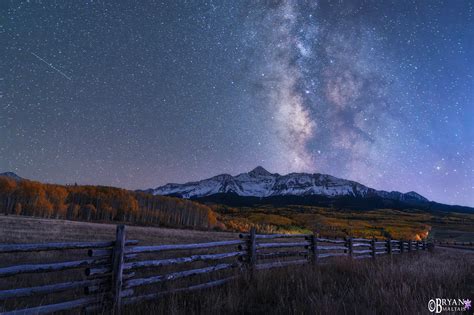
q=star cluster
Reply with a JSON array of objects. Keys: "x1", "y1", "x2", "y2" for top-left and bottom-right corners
[{"x1": 1, "y1": 1, "x2": 473, "y2": 206}]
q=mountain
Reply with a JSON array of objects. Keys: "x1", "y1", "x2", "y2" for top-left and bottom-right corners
[
  {"x1": 151, "y1": 166, "x2": 427, "y2": 202},
  {"x1": 149, "y1": 167, "x2": 474, "y2": 213},
  {"x1": 0, "y1": 172, "x2": 23, "y2": 181}
]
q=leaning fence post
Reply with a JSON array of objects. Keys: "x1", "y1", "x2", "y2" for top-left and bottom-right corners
[
  {"x1": 387, "y1": 237, "x2": 392, "y2": 256},
  {"x1": 112, "y1": 225, "x2": 126, "y2": 315},
  {"x1": 371, "y1": 237, "x2": 376, "y2": 259},
  {"x1": 248, "y1": 227, "x2": 257, "y2": 278}
]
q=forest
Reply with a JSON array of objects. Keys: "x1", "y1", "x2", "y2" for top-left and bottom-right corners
[{"x1": 0, "y1": 176, "x2": 218, "y2": 229}]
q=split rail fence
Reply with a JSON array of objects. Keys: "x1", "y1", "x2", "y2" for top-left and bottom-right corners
[
  {"x1": 0, "y1": 225, "x2": 431, "y2": 314},
  {"x1": 434, "y1": 240, "x2": 474, "y2": 251}
]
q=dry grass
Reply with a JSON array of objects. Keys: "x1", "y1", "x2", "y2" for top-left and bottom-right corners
[
  {"x1": 0, "y1": 215, "x2": 237, "y2": 246},
  {"x1": 0, "y1": 215, "x2": 237, "y2": 313},
  {"x1": 1, "y1": 215, "x2": 473, "y2": 314},
  {"x1": 126, "y1": 249, "x2": 474, "y2": 315}
]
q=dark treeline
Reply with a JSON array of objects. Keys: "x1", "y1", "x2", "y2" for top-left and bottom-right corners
[{"x1": 0, "y1": 176, "x2": 218, "y2": 229}]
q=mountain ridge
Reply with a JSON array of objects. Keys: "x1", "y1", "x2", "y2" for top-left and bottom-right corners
[
  {"x1": 150, "y1": 166, "x2": 428, "y2": 202},
  {"x1": 149, "y1": 167, "x2": 474, "y2": 213}
]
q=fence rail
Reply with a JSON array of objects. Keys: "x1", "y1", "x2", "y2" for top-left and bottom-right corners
[
  {"x1": 433, "y1": 240, "x2": 474, "y2": 251},
  {"x1": 0, "y1": 225, "x2": 433, "y2": 314}
]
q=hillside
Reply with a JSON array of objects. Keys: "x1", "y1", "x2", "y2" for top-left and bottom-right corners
[{"x1": 0, "y1": 174, "x2": 218, "y2": 230}]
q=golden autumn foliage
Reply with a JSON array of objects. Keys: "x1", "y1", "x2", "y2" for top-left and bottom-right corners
[{"x1": 0, "y1": 176, "x2": 218, "y2": 229}]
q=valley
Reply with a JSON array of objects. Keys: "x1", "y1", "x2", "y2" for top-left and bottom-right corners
[
  {"x1": 210, "y1": 203, "x2": 474, "y2": 241},
  {"x1": 1, "y1": 171, "x2": 473, "y2": 242}
]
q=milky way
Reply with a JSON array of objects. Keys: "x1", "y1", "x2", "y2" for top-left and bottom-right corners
[{"x1": 1, "y1": 1, "x2": 473, "y2": 206}]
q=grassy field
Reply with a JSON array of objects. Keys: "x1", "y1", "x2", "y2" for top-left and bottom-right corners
[
  {"x1": 125, "y1": 249, "x2": 474, "y2": 315},
  {"x1": 0, "y1": 215, "x2": 238, "y2": 313},
  {"x1": 1, "y1": 215, "x2": 473, "y2": 314},
  {"x1": 0, "y1": 215, "x2": 237, "y2": 246}
]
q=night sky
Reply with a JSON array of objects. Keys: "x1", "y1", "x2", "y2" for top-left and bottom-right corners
[{"x1": 1, "y1": 1, "x2": 473, "y2": 206}]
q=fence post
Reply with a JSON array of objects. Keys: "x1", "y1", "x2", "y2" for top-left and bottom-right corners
[
  {"x1": 399, "y1": 240, "x2": 404, "y2": 254},
  {"x1": 407, "y1": 240, "x2": 412, "y2": 252},
  {"x1": 427, "y1": 240, "x2": 435, "y2": 252},
  {"x1": 112, "y1": 225, "x2": 126, "y2": 315},
  {"x1": 309, "y1": 233, "x2": 318, "y2": 265},
  {"x1": 387, "y1": 237, "x2": 392, "y2": 256},
  {"x1": 347, "y1": 237, "x2": 353, "y2": 258},
  {"x1": 248, "y1": 227, "x2": 257, "y2": 278},
  {"x1": 371, "y1": 237, "x2": 376, "y2": 259}
]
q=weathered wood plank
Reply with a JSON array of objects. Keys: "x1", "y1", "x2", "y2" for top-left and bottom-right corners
[
  {"x1": 352, "y1": 243, "x2": 371, "y2": 247},
  {"x1": 0, "y1": 278, "x2": 106, "y2": 300},
  {"x1": 256, "y1": 259, "x2": 308, "y2": 270},
  {"x1": 248, "y1": 227, "x2": 257, "y2": 274},
  {"x1": 353, "y1": 254, "x2": 372, "y2": 260},
  {"x1": 240, "y1": 233, "x2": 310, "y2": 239},
  {"x1": 347, "y1": 237, "x2": 353, "y2": 257},
  {"x1": 0, "y1": 258, "x2": 108, "y2": 277},
  {"x1": 256, "y1": 241, "x2": 310, "y2": 249},
  {"x1": 124, "y1": 263, "x2": 236, "y2": 289},
  {"x1": 370, "y1": 238, "x2": 376, "y2": 259},
  {"x1": 112, "y1": 224, "x2": 126, "y2": 315},
  {"x1": 85, "y1": 273, "x2": 135, "y2": 295},
  {"x1": 352, "y1": 238, "x2": 371, "y2": 242},
  {"x1": 309, "y1": 234, "x2": 318, "y2": 265},
  {"x1": 0, "y1": 240, "x2": 137, "y2": 253},
  {"x1": 124, "y1": 251, "x2": 245, "y2": 270},
  {"x1": 84, "y1": 284, "x2": 109, "y2": 295},
  {"x1": 85, "y1": 265, "x2": 111, "y2": 277},
  {"x1": 316, "y1": 238, "x2": 346, "y2": 244},
  {"x1": 317, "y1": 245, "x2": 347, "y2": 251},
  {"x1": 126, "y1": 240, "x2": 245, "y2": 254}
]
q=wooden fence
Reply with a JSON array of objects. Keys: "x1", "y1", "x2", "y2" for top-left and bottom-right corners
[
  {"x1": 0, "y1": 225, "x2": 431, "y2": 314},
  {"x1": 434, "y1": 240, "x2": 474, "y2": 251}
]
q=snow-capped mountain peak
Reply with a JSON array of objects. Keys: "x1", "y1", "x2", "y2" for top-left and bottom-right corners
[
  {"x1": 248, "y1": 166, "x2": 273, "y2": 177},
  {"x1": 150, "y1": 167, "x2": 429, "y2": 204}
]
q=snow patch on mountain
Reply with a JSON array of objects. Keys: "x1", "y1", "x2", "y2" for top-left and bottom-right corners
[{"x1": 151, "y1": 167, "x2": 429, "y2": 203}]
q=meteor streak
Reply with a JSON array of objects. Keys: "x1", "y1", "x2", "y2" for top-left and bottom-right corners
[{"x1": 31, "y1": 52, "x2": 72, "y2": 81}]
